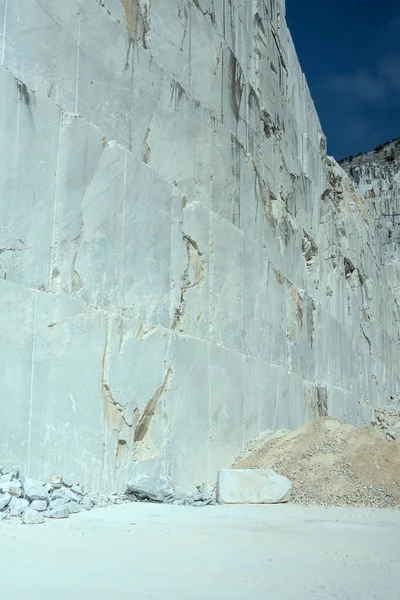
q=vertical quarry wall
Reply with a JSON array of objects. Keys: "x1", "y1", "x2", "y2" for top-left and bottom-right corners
[
  {"x1": 345, "y1": 146, "x2": 400, "y2": 301},
  {"x1": 1, "y1": 0, "x2": 399, "y2": 491}
]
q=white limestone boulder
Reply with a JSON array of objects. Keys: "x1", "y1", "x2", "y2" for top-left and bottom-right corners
[
  {"x1": 217, "y1": 469, "x2": 292, "y2": 504},
  {"x1": 21, "y1": 509, "x2": 45, "y2": 525},
  {"x1": 23, "y1": 477, "x2": 49, "y2": 502}
]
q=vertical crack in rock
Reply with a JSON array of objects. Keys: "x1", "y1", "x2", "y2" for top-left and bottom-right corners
[
  {"x1": 143, "y1": 127, "x2": 151, "y2": 163},
  {"x1": 361, "y1": 327, "x2": 372, "y2": 356},
  {"x1": 302, "y1": 231, "x2": 318, "y2": 272},
  {"x1": 101, "y1": 315, "x2": 135, "y2": 472},
  {"x1": 272, "y1": 265, "x2": 283, "y2": 285},
  {"x1": 120, "y1": 0, "x2": 151, "y2": 49},
  {"x1": 102, "y1": 316, "x2": 125, "y2": 426},
  {"x1": 261, "y1": 110, "x2": 283, "y2": 140},
  {"x1": 316, "y1": 387, "x2": 328, "y2": 417},
  {"x1": 307, "y1": 299, "x2": 316, "y2": 349},
  {"x1": 252, "y1": 159, "x2": 296, "y2": 244},
  {"x1": 134, "y1": 366, "x2": 173, "y2": 442},
  {"x1": 190, "y1": 0, "x2": 216, "y2": 25},
  {"x1": 15, "y1": 77, "x2": 35, "y2": 126},
  {"x1": 70, "y1": 252, "x2": 82, "y2": 293},
  {"x1": 228, "y1": 52, "x2": 244, "y2": 123},
  {"x1": 290, "y1": 285, "x2": 304, "y2": 330},
  {"x1": 172, "y1": 233, "x2": 206, "y2": 332},
  {"x1": 344, "y1": 257, "x2": 356, "y2": 279},
  {"x1": 253, "y1": 12, "x2": 267, "y2": 46},
  {"x1": 357, "y1": 265, "x2": 367, "y2": 287}
]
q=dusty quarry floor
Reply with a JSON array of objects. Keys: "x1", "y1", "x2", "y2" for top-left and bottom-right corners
[{"x1": 1, "y1": 503, "x2": 399, "y2": 599}]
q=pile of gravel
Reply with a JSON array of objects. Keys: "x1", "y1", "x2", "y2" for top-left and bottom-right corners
[
  {"x1": 0, "y1": 468, "x2": 216, "y2": 525},
  {"x1": 234, "y1": 417, "x2": 400, "y2": 508},
  {"x1": 372, "y1": 403, "x2": 400, "y2": 442}
]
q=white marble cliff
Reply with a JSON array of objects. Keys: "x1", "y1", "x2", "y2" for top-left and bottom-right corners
[
  {"x1": 344, "y1": 143, "x2": 400, "y2": 301},
  {"x1": 0, "y1": 0, "x2": 399, "y2": 490}
]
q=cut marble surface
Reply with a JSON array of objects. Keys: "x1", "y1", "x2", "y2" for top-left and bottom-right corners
[{"x1": 0, "y1": 0, "x2": 399, "y2": 490}]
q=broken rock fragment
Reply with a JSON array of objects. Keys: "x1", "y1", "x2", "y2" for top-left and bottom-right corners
[
  {"x1": 29, "y1": 500, "x2": 48, "y2": 512},
  {"x1": 21, "y1": 508, "x2": 45, "y2": 525},
  {"x1": 23, "y1": 477, "x2": 49, "y2": 502},
  {"x1": 0, "y1": 480, "x2": 22, "y2": 497},
  {"x1": 50, "y1": 475, "x2": 63, "y2": 488},
  {"x1": 217, "y1": 469, "x2": 292, "y2": 504},
  {"x1": 0, "y1": 492, "x2": 12, "y2": 511},
  {"x1": 46, "y1": 507, "x2": 70, "y2": 519},
  {"x1": 126, "y1": 475, "x2": 175, "y2": 503},
  {"x1": 9, "y1": 497, "x2": 30, "y2": 516},
  {"x1": 80, "y1": 497, "x2": 94, "y2": 511}
]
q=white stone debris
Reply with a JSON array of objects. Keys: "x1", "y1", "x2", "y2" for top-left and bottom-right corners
[
  {"x1": 29, "y1": 500, "x2": 47, "y2": 512},
  {"x1": 0, "y1": 480, "x2": 22, "y2": 497},
  {"x1": 46, "y1": 507, "x2": 70, "y2": 520},
  {"x1": 9, "y1": 497, "x2": 30, "y2": 516},
  {"x1": 126, "y1": 475, "x2": 217, "y2": 507},
  {"x1": 21, "y1": 508, "x2": 45, "y2": 525},
  {"x1": 80, "y1": 497, "x2": 94, "y2": 511},
  {"x1": 23, "y1": 477, "x2": 49, "y2": 502},
  {"x1": 0, "y1": 493, "x2": 11, "y2": 511},
  {"x1": 0, "y1": 466, "x2": 217, "y2": 524},
  {"x1": 217, "y1": 469, "x2": 292, "y2": 505}
]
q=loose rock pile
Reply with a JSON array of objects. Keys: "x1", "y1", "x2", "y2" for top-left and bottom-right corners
[
  {"x1": 0, "y1": 468, "x2": 216, "y2": 525},
  {"x1": 234, "y1": 417, "x2": 400, "y2": 508},
  {"x1": 373, "y1": 402, "x2": 400, "y2": 442},
  {"x1": 0, "y1": 467, "x2": 108, "y2": 524}
]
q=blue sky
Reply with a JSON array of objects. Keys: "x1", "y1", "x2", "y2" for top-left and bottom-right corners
[{"x1": 286, "y1": 0, "x2": 400, "y2": 158}]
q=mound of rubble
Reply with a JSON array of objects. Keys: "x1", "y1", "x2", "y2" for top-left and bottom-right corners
[
  {"x1": 0, "y1": 469, "x2": 216, "y2": 525},
  {"x1": 234, "y1": 417, "x2": 400, "y2": 508},
  {"x1": 373, "y1": 403, "x2": 400, "y2": 442},
  {"x1": 0, "y1": 468, "x2": 114, "y2": 524}
]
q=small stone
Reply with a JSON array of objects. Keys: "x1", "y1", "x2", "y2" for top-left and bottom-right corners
[
  {"x1": 49, "y1": 475, "x2": 63, "y2": 488},
  {"x1": 67, "y1": 502, "x2": 82, "y2": 514},
  {"x1": 0, "y1": 481, "x2": 22, "y2": 497},
  {"x1": 0, "y1": 492, "x2": 12, "y2": 511},
  {"x1": 88, "y1": 493, "x2": 107, "y2": 507},
  {"x1": 62, "y1": 476, "x2": 80, "y2": 488},
  {"x1": 71, "y1": 484, "x2": 84, "y2": 495},
  {"x1": 29, "y1": 500, "x2": 48, "y2": 512},
  {"x1": 173, "y1": 497, "x2": 186, "y2": 506},
  {"x1": 9, "y1": 497, "x2": 29, "y2": 516},
  {"x1": 49, "y1": 497, "x2": 71, "y2": 511},
  {"x1": 52, "y1": 487, "x2": 80, "y2": 502},
  {"x1": 199, "y1": 482, "x2": 215, "y2": 494},
  {"x1": 24, "y1": 477, "x2": 49, "y2": 502},
  {"x1": 80, "y1": 497, "x2": 94, "y2": 511},
  {"x1": 21, "y1": 508, "x2": 45, "y2": 525},
  {"x1": 175, "y1": 485, "x2": 199, "y2": 499},
  {"x1": 51, "y1": 488, "x2": 67, "y2": 500},
  {"x1": 46, "y1": 507, "x2": 70, "y2": 519},
  {"x1": 0, "y1": 473, "x2": 13, "y2": 483}
]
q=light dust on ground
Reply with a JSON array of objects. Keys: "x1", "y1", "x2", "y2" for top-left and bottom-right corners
[{"x1": 234, "y1": 417, "x2": 400, "y2": 508}]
